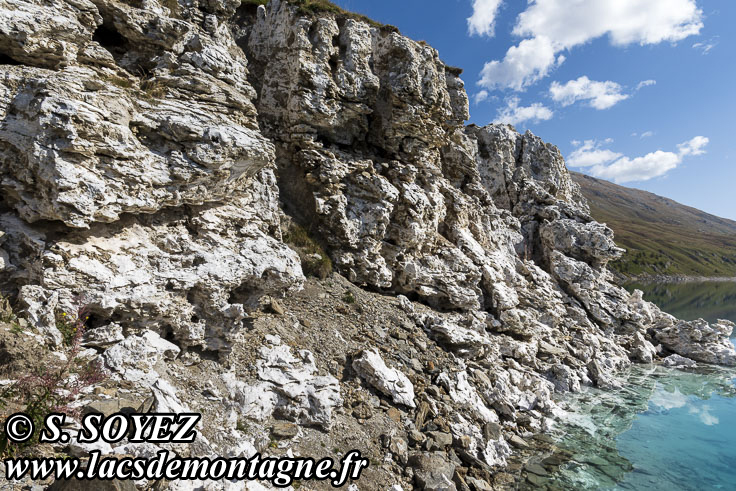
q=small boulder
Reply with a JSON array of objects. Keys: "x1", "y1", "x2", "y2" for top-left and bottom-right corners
[
  {"x1": 82, "y1": 323, "x2": 125, "y2": 348},
  {"x1": 409, "y1": 452, "x2": 457, "y2": 491},
  {"x1": 662, "y1": 353, "x2": 697, "y2": 368},
  {"x1": 352, "y1": 349, "x2": 416, "y2": 408},
  {"x1": 271, "y1": 422, "x2": 298, "y2": 439}
]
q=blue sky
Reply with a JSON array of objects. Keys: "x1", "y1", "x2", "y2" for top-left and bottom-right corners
[{"x1": 332, "y1": 0, "x2": 736, "y2": 220}]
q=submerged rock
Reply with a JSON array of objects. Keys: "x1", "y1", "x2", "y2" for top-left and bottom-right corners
[{"x1": 662, "y1": 353, "x2": 698, "y2": 368}]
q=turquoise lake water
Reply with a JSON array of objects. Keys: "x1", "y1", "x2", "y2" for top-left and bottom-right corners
[{"x1": 547, "y1": 281, "x2": 736, "y2": 490}]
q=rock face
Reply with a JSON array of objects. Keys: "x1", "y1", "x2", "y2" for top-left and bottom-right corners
[{"x1": 1, "y1": 0, "x2": 734, "y2": 489}]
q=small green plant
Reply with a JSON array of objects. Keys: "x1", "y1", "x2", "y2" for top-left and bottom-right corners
[
  {"x1": 241, "y1": 0, "x2": 397, "y2": 31},
  {"x1": 103, "y1": 74, "x2": 134, "y2": 90},
  {"x1": 283, "y1": 223, "x2": 333, "y2": 279},
  {"x1": 140, "y1": 78, "x2": 167, "y2": 99},
  {"x1": 294, "y1": 0, "x2": 393, "y2": 30},
  {"x1": 0, "y1": 306, "x2": 107, "y2": 457},
  {"x1": 55, "y1": 308, "x2": 87, "y2": 347},
  {"x1": 342, "y1": 291, "x2": 356, "y2": 304}
]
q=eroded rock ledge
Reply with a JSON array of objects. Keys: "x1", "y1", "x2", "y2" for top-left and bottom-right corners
[{"x1": 1, "y1": 0, "x2": 733, "y2": 489}]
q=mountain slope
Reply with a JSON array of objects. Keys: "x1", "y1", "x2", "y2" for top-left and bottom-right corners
[{"x1": 572, "y1": 172, "x2": 736, "y2": 278}]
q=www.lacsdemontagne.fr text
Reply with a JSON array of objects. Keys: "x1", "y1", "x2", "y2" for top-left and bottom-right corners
[
  {"x1": 5, "y1": 449, "x2": 369, "y2": 487},
  {"x1": 2, "y1": 413, "x2": 369, "y2": 487}
]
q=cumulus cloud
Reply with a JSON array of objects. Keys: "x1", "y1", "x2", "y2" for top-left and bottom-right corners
[
  {"x1": 592, "y1": 151, "x2": 682, "y2": 183},
  {"x1": 493, "y1": 97, "x2": 553, "y2": 127},
  {"x1": 480, "y1": 37, "x2": 563, "y2": 90},
  {"x1": 549, "y1": 76, "x2": 629, "y2": 110},
  {"x1": 677, "y1": 135, "x2": 709, "y2": 156},
  {"x1": 514, "y1": 0, "x2": 703, "y2": 48},
  {"x1": 567, "y1": 140, "x2": 623, "y2": 167},
  {"x1": 468, "y1": 0, "x2": 503, "y2": 37},
  {"x1": 478, "y1": 0, "x2": 703, "y2": 90},
  {"x1": 567, "y1": 136, "x2": 709, "y2": 183}
]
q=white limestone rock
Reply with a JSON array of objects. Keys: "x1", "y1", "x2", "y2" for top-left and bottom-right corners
[
  {"x1": 16, "y1": 285, "x2": 62, "y2": 346},
  {"x1": 655, "y1": 319, "x2": 736, "y2": 366},
  {"x1": 82, "y1": 323, "x2": 125, "y2": 348},
  {"x1": 1, "y1": 2, "x2": 735, "y2": 486},
  {"x1": 629, "y1": 331, "x2": 658, "y2": 364},
  {"x1": 0, "y1": 0, "x2": 100, "y2": 69},
  {"x1": 0, "y1": 66, "x2": 273, "y2": 228},
  {"x1": 102, "y1": 331, "x2": 180, "y2": 384},
  {"x1": 224, "y1": 341, "x2": 342, "y2": 429},
  {"x1": 483, "y1": 435, "x2": 512, "y2": 468},
  {"x1": 0, "y1": 169, "x2": 304, "y2": 353},
  {"x1": 352, "y1": 349, "x2": 416, "y2": 408},
  {"x1": 662, "y1": 354, "x2": 698, "y2": 368},
  {"x1": 437, "y1": 371, "x2": 497, "y2": 423},
  {"x1": 425, "y1": 315, "x2": 491, "y2": 358}
]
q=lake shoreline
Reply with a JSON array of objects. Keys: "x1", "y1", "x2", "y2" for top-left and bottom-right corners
[
  {"x1": 547, "y1": 282, "x2": 736, "y2": 490},
  {"x1": 615, "y1": 272, "x2": 736, "y2": 285}
]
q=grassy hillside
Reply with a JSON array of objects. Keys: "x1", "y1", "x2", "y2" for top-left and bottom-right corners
[{"x1": 572, "y1": 172, "x2": 736, "y2": 278}]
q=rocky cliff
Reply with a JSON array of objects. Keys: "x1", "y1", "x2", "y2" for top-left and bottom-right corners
[{"x1": 1, "y1": 1, "x2": 734, "y2": 489}]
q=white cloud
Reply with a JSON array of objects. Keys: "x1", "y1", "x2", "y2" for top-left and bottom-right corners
[
  {"x1": 567, "y1": 136, "x2": 709, "y2": 183},
  {"x1": 473, "y1": 90, "x2": 490, "y2": 105},
  {"x1": 592, "y1": 150, "x2": 681, "y2": 183},
  {"x1": 549, "y1": 76, "x2": 629, "y2": 110},
  {"x1": 514, "y1": 0, "x2": 703, "y2": 48},
  {"x1": 479, "y1": 36, "x2": 563, "y2": 90},
  {"x1": 479, "y1": 0, "x2": 703, "y2": 90},
  {"x1": 567, "y1": 140, "x2": 623, "y2": 167},
  {"x1": 677, "y1": 135, "x2": 709, "y2": 156},
  {"x1": 468, "y1": 0, "x2": 503, "y2": 37},
  {"x1": 693, "y1": 37, "x2": 718, "y2": 54},
  {"x1": 493, "y1": 97, "x2": 553, "y2": 127},
  {"x1": 636, "y1": 79, "x2": 657, "y2": 91},
  {"x1": 640, "y1": 131, "x2": 654, "y2": 139}
]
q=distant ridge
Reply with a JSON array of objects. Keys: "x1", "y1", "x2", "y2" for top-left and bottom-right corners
[{"x1": 572, "y1": 172, "x2": 736, "y2": 278}]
